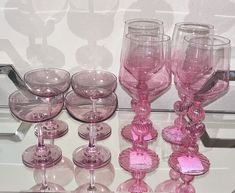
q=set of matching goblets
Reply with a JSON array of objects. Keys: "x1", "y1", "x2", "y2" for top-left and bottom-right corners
[
  {"x1": 8, "y1": 18, "x2": 231, "y2": 193},
  {"x1": 8, "y1": 68, "x2": 117, "y2": 192},
  {"x1": 117, "y1": 19, "x2": 231, "y2": 193}
]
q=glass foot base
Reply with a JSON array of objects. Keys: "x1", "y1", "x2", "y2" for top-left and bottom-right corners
[
  {"x1": 78, "y1": 123, "x2": 111, "y2": 141},
  {"x1": 155, "y1": 179, "x2": 181, "y2": 193},
  {"x1": 35, "y1": 120, "x2": 68, "y2": 139},
  {"x1": 121, "y1": 124, "x2": 157, "y2": 142},
  {"x1": 117, "y1": 178, "x2": 152, "y2": 192},
  {"x1": 74, "y1": 183, "x2": 110, "y2": 193},
  {"x1": 119, "y1": 147, "x2": 159, "y2": 173},
  {"x1": 30, "y1": 182, "x2": 65, "y2": 192},
  {"x1": 73, "y1": 145, "x2": 111, "y2": 169},
  {"x1": 162, "y1": 125, "x2": 187, "y2": 145},
  {"x1": 22, "y1": 144, "x2": 62, "y2": 168}
]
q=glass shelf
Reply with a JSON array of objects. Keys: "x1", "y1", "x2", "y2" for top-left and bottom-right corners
[{"x1": 0, "y1": 108, "x2": 235, "y2": 193}]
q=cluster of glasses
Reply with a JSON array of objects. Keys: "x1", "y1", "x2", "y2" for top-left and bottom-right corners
[
  {"x1": 118, "y1": 19, "x2": 231, "y2": 193},
  {"x1": 8, "y1": 18, "x2": 231, "y2": 193},
  {"x1": 8, "y1": 68, "x2": 117, "y2": 192}
]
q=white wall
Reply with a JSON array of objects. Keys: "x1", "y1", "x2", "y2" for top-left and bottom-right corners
[{"x1": 0, "y1": 0, "x2": 235, "y2": 112}]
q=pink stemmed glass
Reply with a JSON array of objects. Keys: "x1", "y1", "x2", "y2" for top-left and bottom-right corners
[
  {"x1": 9, "y1": 90, "x2": 63, "y2": 168},
  {"x1": 162, "y1": 22, "x2": 214, "y2": 148},
  {"x1": 65, "y1": 91, "x2": 117, "y2": 169},
  {"x1": 24, "y1": 68, "x2": 70, "y2": 139},
  {"x1": 71, "y1": 70, "x2": 117, "y2": 141},
  {"x1": 119, "y1": 33, "x2": 171, "y2": 142},
  {"x1": 169, "y1": 34, "x2": 231, "y2": 193}
]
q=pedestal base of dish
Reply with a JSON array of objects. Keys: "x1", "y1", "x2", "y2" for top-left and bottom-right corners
[
  {"x1": 78, "y1": 123, "x2": 111, "y2": 141},
  {"x1": 30, "y1": 182, "x2": 65, "y2": 192},
  {"x1": 73, "y1": 145, "x2": 111, "y2": 169},
  {"x1": 121, "y1": 124, "x2": 158, "y2": 142},
  {"x1": 22, "y1": 144, "x2": 62, "y2": 168}
]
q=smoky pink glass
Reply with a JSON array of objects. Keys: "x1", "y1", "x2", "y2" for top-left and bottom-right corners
[
  {"x1": 162, "y1": 22, "x2": 214, "y2": 148},
  {"x1": 24, "y1": 68, "x2": 70, "y2": 139},
  {"x1": 71, "y1": 70, "x2": 117, "y2": 141},
  {"x1": 119, "y1": 33, "x2": 171, "y2": 142},
  {"x1": 9, "y1": 90, "x2": 64, "y2": 168}
]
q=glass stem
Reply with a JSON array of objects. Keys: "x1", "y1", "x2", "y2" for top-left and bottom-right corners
[
  {"x1": 89, "y1": 124, "x2": 96, "y2": 148},
  {"x1": 40, "y1": 167, "x2": 48, "y2": 190},
  {"x1": 87, "y1": 169, "x2": 96, "y2": 192},
  {"x1": 37, "y1": 124, "x2": 45, "y2": 148}
]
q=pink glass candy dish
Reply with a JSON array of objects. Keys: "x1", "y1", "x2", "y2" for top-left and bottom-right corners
[
  {"x1": 9, "y1": 90, "x2": 63, "y2": 168},
  {"x1": 71, "y1": 70, "x2": 117, "y2": 140},
  {"x1": 65, "y1": 90, "x2": 117, "y2": 169},
  {"x1": 24, "y1": 68, "x2": 71, "y2": 139}
]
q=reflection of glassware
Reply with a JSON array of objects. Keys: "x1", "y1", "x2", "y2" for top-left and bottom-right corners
[
  {"x1": 24, "y1": 68, "x2": 70, "y2": 139},
  {"x1": 162, "y1": 22, "x2": 214, "y2": 148},
  {"x1": 33, "y1": 156, "x2": 74, "y2": 187},
  {"x1": 169, "y1": 34, "x2": 231, "y2": 193},
  {"x1": 117, "y1": 171, "x2": 152, "y2": 193},
  {"x1": 65, "y1": 70, "x2": 117, "y2": 169},
  {"x1": 74, "y1": 163, "x2": 114, "y2": 193},
  {"x1": 9, "y1": 90, "x2": 63, "y2": 168},
  {"x1": 31, "y1": 167, "x2": 65, "y2": 192},
  {"x1": 75, "y1": 163, "x2": 115, "y2": 187},
  {"x1": 155, "y1": 169, "x2": 181, "y2": 193},
  {"x1": 119, "y1": 33, "x2": 171, "y2": 142},
  {"x1": 71, "y1": 70, "x2": 117, "y2": 140}
]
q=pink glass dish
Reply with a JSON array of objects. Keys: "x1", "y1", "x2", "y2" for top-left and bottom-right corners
[{"x1": 9, "y1": 90, "x2": 63, "y2": 168}]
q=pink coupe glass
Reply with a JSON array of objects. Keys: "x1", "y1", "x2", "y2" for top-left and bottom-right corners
[
  {"x1": 71, "y1": 70, "x2": 117, "y2": 141},
  {"x1": 119, "y1": 33, "x2": 171, "y2": 142},
  {"x1": 169, "y1": 34, "x2": 231, "y2": 193},
  {"x1": 162, "y1": 22, "x2": 214, "y2": 148},
  {"x1": 24, "y1": 68, "x2": 70, "y2": 139},
  {"x1": 9, "y1": 90, "x2": 64, "y2": 168}
]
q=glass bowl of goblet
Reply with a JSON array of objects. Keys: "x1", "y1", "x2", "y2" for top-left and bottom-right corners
[
  {"x1": 65, "y1": 90, "x2": 117, "y2": 169},
  {"x1": 24, "y1": 68, "x2": 70, "y2": 139},
  {"x1": 71, "y1": 70, "x2": 117, "y2": 140},
  {"x1": 9, "y1": 90, "x2": 64, "y2": 168}
]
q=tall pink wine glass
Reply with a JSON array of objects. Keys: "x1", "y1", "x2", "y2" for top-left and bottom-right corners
[
  {"x1": 71, "y1": 70, "x2": 117, "y2": 141},
  {"x1": 169, "y1": 34, "x2": 231, "y2": 193},
  {"x1": 119, "y1": 33, "x2": 171, "y2": 142},
  {"x1": 162, "y1": 22, "x2": 214, "y2": 149},
  {"x1": 9, "y1": 90, "x2": 64, "y2": 168},
  {"x1": 24, "y1": 68, "x2": 70, "y2": 139}
]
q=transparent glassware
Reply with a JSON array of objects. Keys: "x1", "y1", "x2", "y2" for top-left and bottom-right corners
[
  {"x1": 71, "y1": 70, "x2": 117, "y2": 141},
  {"x1": 24, "y1": 68, "x2": 70, "y2": 139},
  {"x1": 65, "y1": 86, "x2": 117, "y2": 169},
  {"x1": 30, "y1": 167, "x2": 65, "y2": 192},
  {"x1": 9, "y1": 90, "x2": 64, "y2": 168},
  {"x1": 119, "y1": 33, "x2": 171, "y2": 142},
  {"x1": 169, "y1": 34, "x2": 231, "y2": 193},
  {"x1": 162, "y1": 22, "x2": 214, "y2": 148}
]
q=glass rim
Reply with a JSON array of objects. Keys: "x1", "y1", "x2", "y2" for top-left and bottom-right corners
[
  {"x1": 175, "y1": 22, "x2": 214, "y2": 30},
  {"x1": 125, "y1": 18, "x2": 164, "y2": 26},
  {"x1": 125, "y1": 33, "x2": 171, "y2": 43},
  {"x1": 184, "y1": 34, "x2": 231, "y2": 48}
]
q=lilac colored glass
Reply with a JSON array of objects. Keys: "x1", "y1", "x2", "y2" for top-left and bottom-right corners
[
  {"x1": 9, "y1": 90, "x2": 63, "y2": 168},
  {"x1": 71, "y1": 70, "x2": 117, "y2": 140},
  {"x1": 65, "y1": 90, "x2": 117, "y2": 169},
  {"x1": 119, "y1": 33, "x2": 171, "y2": 142},
  {"x1": 162, "y1": 22, "x2": 214, "y2": 148},
  {"x1": 24, "y1": 68, "x2": 70, "y2": 139}
]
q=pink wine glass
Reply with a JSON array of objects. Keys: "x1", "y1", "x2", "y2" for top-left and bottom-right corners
[
  {"x1": 9, "y1": 90, "x2": 64, "y2": 168},
  {"x1": 169, "y1": 34, "x2": 231, "y2": 193},
  {"x1": 71, "y1": 70, "x2": 117, "y2": 141},
  {"x1": 24, "y1": 68, "x2": 70, "y2": 139},
  {"x1": 65, "y1": 91, "x2": 117, "y2": 169},
  {"x1": 162, "y1": 22, "x2": 214, "y2": 148},
  {"x1": 119, "y1": 33, "x2": 171, "y2": 142}
]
